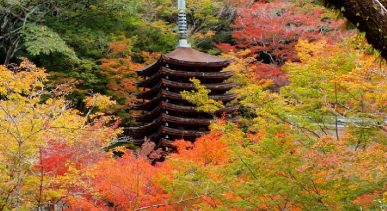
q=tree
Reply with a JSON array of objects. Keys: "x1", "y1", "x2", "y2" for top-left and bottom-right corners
[
  {"x1": 165, "y1": 35, "x2": 385, "y2": 210},
  {"x1": 0, "y1": 59, "x2": 120, "y2": 210},
  {"x1": 181, "y1": 78, "x2": 224, "y2": 114},
  {"x1": 282, "y1": 36, "x2": 386, "y2": 142},
  {"x1": 157, "y1": 120, "x2": 236, "y2": 210},
  {"x1": 217, "y1": 0, "x2": 348, "y2": 88},
  {"x1": 69, "y1": 152, "x2": 169, "y2": 210},
  {"x1": 100, "y1": 38, "x2": 160, "y2": 126},
  {"x1": 1, "y1": 0, "x2": 242, "y2": 124},
  {"x1": 134, "y1": 0, "x2": 248, "y2": 50},
  {"x1": 0, "y1": 0, "x2": 81, "y2": 65},
  {"x1": 324, "y1": 0, "x2": 387, "y2": 59},
  {"x1": 158, "y1": 117, "x2": 386, "y2": 210}
]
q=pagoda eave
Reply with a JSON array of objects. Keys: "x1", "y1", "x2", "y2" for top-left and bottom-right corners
[
  {"x1": 161, "y1": 67, "x2": 234, "y2": 79},
  {"x1": 161, "y1": 126, "x2": 208, "y2": 137},
  {"x1": 136, "y1": 72, "x2": 161, "y2": 88},
  {"x1": 135, "y1": 82, "x2": 162, "y2": 99},
  {"x1": 161, "y1": 57, "x2": 230, "y2": 67},
  {"x1": 161, "y1": 114, "x2": 212, "y2": 125},
  {"x1": 133, "y1": 106, "x2": 161, "y2": 122},
  {"x1": 135, "y1": 61, "x2": 162, "y2": 76},
  {"x1": 161, "y1": 78, "x2": 235, "y2": 91},
  {"x1": 160, "y1": 138, "x2": 175, "y2": 148},
  {"x1": 128, "y1": 119, "x2": 161, "y2": 135},
  {"x1": 161, "y1": 102, "x2": 238, "y2": 113},
  {"x1": 132, "y1": 129, "x2": 162, "y2": 143},
  {"x1": 161, "y1": 90, "x2": 236, "y2": 102},
  {"x1": 133, "y1": 94, "x2": 161, "y2": 110},
  {"x1": 162, "y1": 47, "x2": 231, "y2": 67}
]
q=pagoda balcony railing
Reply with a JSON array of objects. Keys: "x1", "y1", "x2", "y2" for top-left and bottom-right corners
[
  {"x1": 161, "y1": 90, "x2": 236, "y2": 102},
  {"x1": 161, "y1": 78, "x2": 235, "y2": 91},
  {"x1": 161, "y1": 102, "x2": 238, "y2": 113},
  {"x1": 161, "y1": 113, "x2": 212, "y2": 125},
  {"x1": 128, "y1": 119, "x2": 161, "y2": 135},
  {"x1": 161, "y1": 126, "x2": 208, "y2": 137},
  {"x1": 161, "y1": 67, "x2": 234, "y2": 79}
]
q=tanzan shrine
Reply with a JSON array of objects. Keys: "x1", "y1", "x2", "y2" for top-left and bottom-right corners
[{"x1": 128, "y1": 0, "x2": 237, "y2": 149}]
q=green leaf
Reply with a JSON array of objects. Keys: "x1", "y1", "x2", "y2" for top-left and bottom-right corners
[
  {"x1": 181, "y1": 78, "x2": 224, "y2": 113},
  {"x1": 23, "y1": 24, "x2": 80, "y2": 63}
]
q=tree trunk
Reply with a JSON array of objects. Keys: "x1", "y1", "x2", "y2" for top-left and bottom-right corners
[
  {"x1": 4, "y1": 38, "x2": 19, "y2": 66},
  {"x1": 324, "y1": 0, "x2": 387, "y2": 59},
  {"x1": 4, "y1": 45, "x2": 14, "y2": 66},
  {"x1": 15, "y1": 142, "x2": 23, "y2": 211}
]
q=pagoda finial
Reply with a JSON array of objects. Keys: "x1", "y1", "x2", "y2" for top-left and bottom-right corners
[{"x1": 177, "y1": 0, "x2": 191, "y2": 48}]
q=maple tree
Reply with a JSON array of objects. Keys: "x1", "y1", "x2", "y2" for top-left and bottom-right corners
[
  {"x1": 1, "y1": 38, "x2": 385, "y2": 210},
  {"x1": 145, "y1": 35, "x2": 386, "y2": 210},
  {"x1": 230, "y1": 1, "x2": 345, "y2": 62},
  {"x1": 156, "y1": 115, "x2": 385, "y2": 210},
  {"x1": 0, "y1": 1, "x2": 386, "y2": 210},
  {"x1": 324, "y1": 0, "x2": 387, "y2": 58},
  {"x1": 36, "y1": 116, "x2": 121, "y2": 208},
  {"x1": 100, "y1": 38, "x2": 160, "y2": 125},
  {"x1": 62, "y1": 151, "x2": 169, "y2": 210},
  {"x1": 281, "y1": 35, "x2": 386, "y2": 143},
  {"x1": 0, "y1": 60, "x2": 120, "y2": 210},
  {"x1": 217, "y1": 0, "x2": 348, "y2": 88},
  {"x1": 228, "y1": 36, "x2": 386, "y2": 209}
]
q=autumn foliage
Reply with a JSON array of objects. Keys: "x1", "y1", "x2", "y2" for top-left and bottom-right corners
[
  {"x1": 0, "y1": 60, "x2": 121, "y2": 210},
  {"x1": 218, "y1": 0, "x2": 348, "y2": 88},
  {"x1": 62, "y1": 151, "x2": 168, "y2": 210},
  {"x1": 100, "y1": 39, "x2": 160, "y2": 125},
  {"x1": 0, "y1": 1, "x2": 386, "y2": 210}
]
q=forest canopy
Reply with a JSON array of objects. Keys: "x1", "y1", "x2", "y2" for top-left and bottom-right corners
[{"x1": 0, "y1": 0, "x2": 386, "y2": 210}]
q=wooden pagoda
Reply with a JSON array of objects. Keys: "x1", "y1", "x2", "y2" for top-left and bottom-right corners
[{"x1": 128, "y1": 0, "x2": 237, "y2": 148}]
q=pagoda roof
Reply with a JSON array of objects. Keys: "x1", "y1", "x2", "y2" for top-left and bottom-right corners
[
  {"x1": 136, "y1": 72, "x2": 161, "y2": 88},
  {"x1": 162, "y1": 48, "x2": 230, "y2": 67},
  {"x1": 133, "y1": 93, "x2": 161, "y2": 110},
  {"x1": 133, "y1": 106, "x2": 161, "y2": 122},
  {"x1": 135, "y1": 79, "x2": 235, "y2": 101},
  {"x1": 132, "y1": 102, "x2": 238, "y2": 122},
  {"x1": 136, "y1": 48, "x2": 231, "y2": 76},
  {"x1": 135, "y1": 61, "x2": 161, "y2": 76},
  {"x1": 135, "y1": 82, "x2": 161, "y2": 99}
]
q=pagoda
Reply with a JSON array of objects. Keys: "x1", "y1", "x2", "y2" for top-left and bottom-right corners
[{"x1": 128, "y1": 0, "x2": 237, "y2": 148}]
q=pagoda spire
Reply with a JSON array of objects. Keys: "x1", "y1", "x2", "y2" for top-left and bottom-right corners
[{"x1": 177, "y1": 0, "x2": 191, "y2": 48}]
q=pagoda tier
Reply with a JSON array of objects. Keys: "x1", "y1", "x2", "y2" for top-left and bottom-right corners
[{"x1": 129, "y1": 47, "x2": 237, "y2": 146}]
